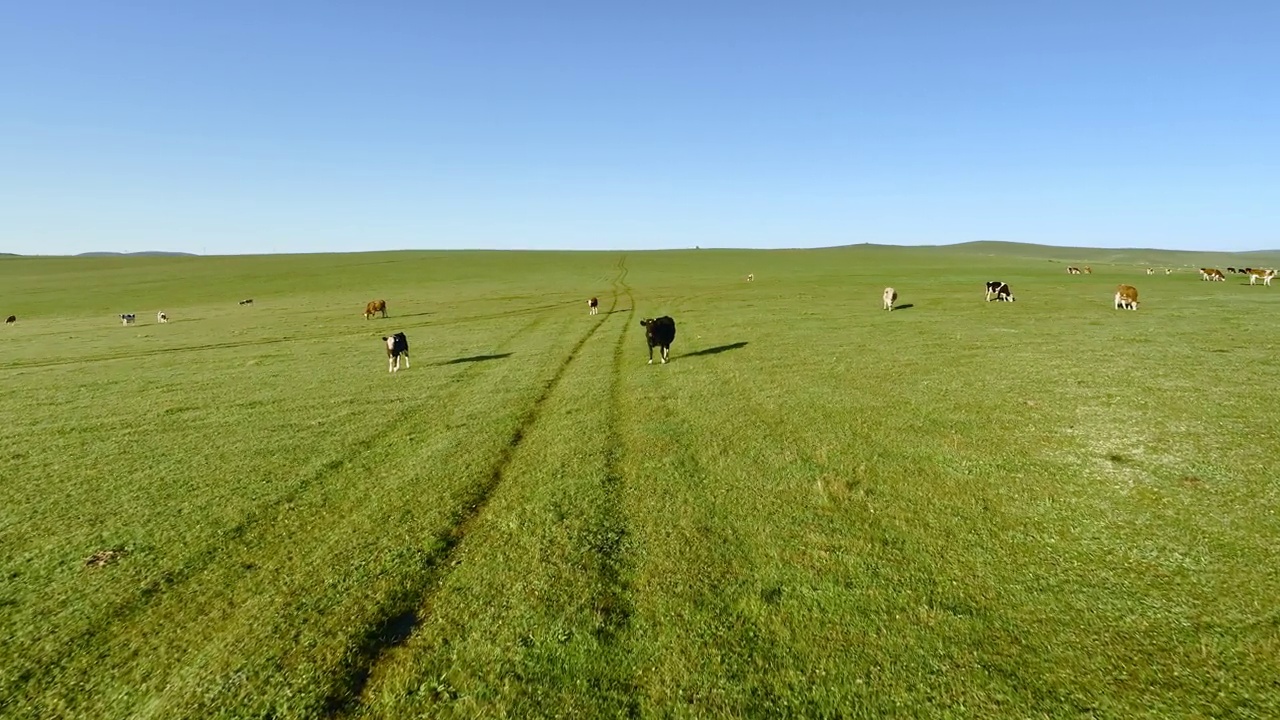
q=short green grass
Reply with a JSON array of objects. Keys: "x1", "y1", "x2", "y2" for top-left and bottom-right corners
[{"x1": 2, "y1": 245, "x2": 1278, "y2": 719}]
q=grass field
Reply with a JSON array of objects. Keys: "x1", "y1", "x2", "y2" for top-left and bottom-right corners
[{"x1": 2, "y1": 243, "x2": 1279, "y2": 719}]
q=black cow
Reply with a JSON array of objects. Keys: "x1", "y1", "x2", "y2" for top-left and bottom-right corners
[
  {"x1": 119, "y1": 313, "x2": 136, "y2": 325},
  {"x1": 381, "y1": 332, "x2": 410, "y2": 373},
  {"x1": 984, "y1": 281, "x2": 1015, "y2": 302},
  {"x1": 239, "y1": 299, "x2": 254, "y2": 306},
  {"x1": 639, "y1": 316, "x2": 676, "y2": 364},
  {"x1": 4, "y1": 315, "x2": 14, "y2": 325}
]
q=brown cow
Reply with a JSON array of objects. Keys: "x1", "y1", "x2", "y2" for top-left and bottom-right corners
[
  {"x1": 1200, "y1": 268, "x2": 1225, "y2": 282},
  {"x1": 364, "y1": 299, "x2": 388, "y2": 319},
  {"x1": 1248, "y1": 269, "x2": 1276, "y2": 286},
  {"x1": 1114, "y1": 284, "x2": 1139, "y2": 310},
  {"x1": 1084, "y1": 266, "x2": 1092, "y2": 274}
]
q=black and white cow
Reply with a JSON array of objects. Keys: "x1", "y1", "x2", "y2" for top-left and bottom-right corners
[
  {"x1": 639, "y1": 316, "x2": 676, "y2": 364},
  {"x1": 985, "y1": 281, "x2": 1015, "y2": 302},
  {"x1": 381, "y1": 332, "x2": 410, "y2": 372},
  {"x1": 588, "y1": 297, "x2": 599, "y2": 315},
  {"x1": 120, "y1": 313, "x2": 136, "y2": 325},
  {"x1": 4, "y1": 315, "x2": 14, "y2": 325},
  {"x1": 156, "y1": 311, "x2": 168, "y2": 323},
  {"x1": 239, "y1": 299, "x2": 254, "y2": 306}
]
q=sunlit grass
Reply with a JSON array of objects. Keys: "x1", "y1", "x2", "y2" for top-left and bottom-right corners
[{"x1": 2, "y1": 245, "x2": 1278, "y2": 718}]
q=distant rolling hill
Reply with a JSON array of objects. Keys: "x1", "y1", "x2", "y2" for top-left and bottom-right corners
[
  {"x1": 74, "y1": 251, "x2": 198, "y2": 257},
  {"x1": 835, "y1": 240, "x2": 1280, "y2": 267}
]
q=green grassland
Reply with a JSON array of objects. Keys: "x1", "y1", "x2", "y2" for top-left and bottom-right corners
[{"x1": 2, "y1": 244, "x2": 1279, "y2": 718}]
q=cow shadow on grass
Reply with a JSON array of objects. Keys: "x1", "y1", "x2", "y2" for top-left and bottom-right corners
[
  {"x1": 682, "y1": 341, "x2": 748, "y2": 359},
  {"x1": 438, "y1": 352, "x2": 513, "y2": 365},
  {"x1": 892, "y1": 303, "x2": 915, "y2": 310}
]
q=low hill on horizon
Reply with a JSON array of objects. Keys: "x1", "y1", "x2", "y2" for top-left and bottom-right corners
[{"x1": 74, "y1": 251, "x2": 198, "y2": 257}]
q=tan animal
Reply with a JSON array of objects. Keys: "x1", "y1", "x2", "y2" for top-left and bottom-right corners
[
  {"x1": 1165, "y1": 268, "x2": 1172, "y2": 275},
  {"x1": 1248, "y1": 269, "x2": 1276, "y2": 286},
  {"x1": 1067, "y1": 267, "x2": 1082, "y2": 274},
  {"x1": 1114, "y1": 284, "x2": 1139, "y2": 310},
  {"x1": 1146, "y1": 268, "x2": 1155, "y2": 275},
  {"x1": 882, "y1": 287, "x2": 897, "y2": 311},
  {"x1": 746, "y1": 274, "x2": 754, "y2": 282},
  {"x1": 1084, "y1": 266, "x2": 1092, "y2": 274},
  {"x1": 364, "y1": 299, "x2": 388, "y2": 319},
  {"x1": 1199, "y1": 268, "x2": 1225, "y2": 282}
]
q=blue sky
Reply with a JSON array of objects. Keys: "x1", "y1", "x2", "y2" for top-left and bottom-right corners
[{"x1": 1, "y1": 1, "x2": 1276, "y2": 255}]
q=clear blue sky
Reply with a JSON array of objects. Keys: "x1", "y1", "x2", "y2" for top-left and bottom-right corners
[{"x1": 2, "y1": 1, "x2": 1276, "y2": 255}]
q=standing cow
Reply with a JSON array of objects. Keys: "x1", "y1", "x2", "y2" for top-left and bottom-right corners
[
  {"x1": 985, "y1": 281, "x2": 1014, "y2": 302},
  {"x1": 1248, "y1": 269, "x2": 1276, "y2": 286},
  {"x1": 381, "y1": 332, "x2": 410, "y2": 372},
  {"x1": 365, "y1": 299, "x2": 388, "y2": 319},
  {"x1": 1067, "y1": 267, "x2": 1082, "y2": 275},
  {"x1": 4, "y1": 315, "x2": 14, "y2": 325},
  {"x1": 156, "y1": 311, "x2": 169, "y2": 323},
  {"x1": 1114, "y1": 284, "x2": 1139, "y2": 310},
  {"x1": 588, "y1": 297, "x2": 599, "y2": 315},
  {"x1": 119, "y1": 314, "x2": 136, "y2": 325},
  {"x1": 639, "y1": 317, "x2": 676, "y2": 364},
  {"x1": 882, "y1": 287, "x2": 897, "y2": 311}
]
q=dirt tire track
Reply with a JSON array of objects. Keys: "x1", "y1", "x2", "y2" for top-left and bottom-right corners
[
  {"x1": 588, "y1": 256, "x2": 641, "y2": 715},
  {"x1": 324, "y1": 256, "x2": 630, "y2": 719},
  {"x1": 4, "y1": 310, "x2": 560, "y2": 704}
]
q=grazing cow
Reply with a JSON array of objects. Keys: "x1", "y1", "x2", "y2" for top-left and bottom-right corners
[
  {"x1": 4, "y1": 315, "x2": 14, "y2": 325},
  {"x1": 1146, "y1": 268, "x2": 1155, "y2": 275},
  {"x1": 588, "y1": 297, "x2": 599, "y2": 315},
  {"x1": 985, "y1": 281, "x2": 1015, "y2": 302},
  {"x1": 1248, "y1": 268, "x2": 1276, "y2": 286},
  {"x1": 156, "y1": 311, "x2": 168, "y2": 323},
  {"x1": 364, "y1": 299, "x2": 388, "y2": 320},
  {"x1": 1208, "y1": 268, "x2": 1225, "y2": 281},
  {"x1": 639, "y1": 316, "x2": 676, "y2": 364},
  {"x1": 1114, "y1": 284, "x2": 1139, "y2": 310},
  {"x1": 747, "y1": 274, "x2": 754, "y2": 282},
  {"x1": 381, "y1": 332, "x2": 410, "y2": 372},
  {"x1": 1084, "y1": 266, "x2": 1092, "y2": 274},
  {"x1": 1067, "y1": 267, "x2": 1082, "y2": 275},
  {"x1": 1228, "y1": 267, "x2": 1238, "y2": 274},
  {"x1": 1242, "y1": 267, "x2": 1254, "y2": 275},
  {"x1": 882, "y1": 287, "x2": 898, "y2": 311},
  {"x1": 1165, "y1": 268, "x2": 1172, "y2": 275},
  {"x1": 239, "y1": 299, "x2": 253, "y2": 305},
  {"x1": 120, "y1": 313, "x2": 136, "y2": 325}
]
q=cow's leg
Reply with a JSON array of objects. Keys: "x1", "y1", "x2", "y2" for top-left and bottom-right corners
[
  {"x1": 403, "y1": 353, "x2": 409, "y2": 368},
  {"x1": 662, "y1": 345, "x2": 669, "y2": 363},
  {"x1": 647, "y1": 345, "x2": 654, "y2": 365}
]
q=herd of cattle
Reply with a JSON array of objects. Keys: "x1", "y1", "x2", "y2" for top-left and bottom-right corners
[
  {"x1": 1197, "y1": 267, "x2": 1275, "y2": 285},
  {"x1": 7, "y1": 263, "x2": 1274, "y2": 370}
]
